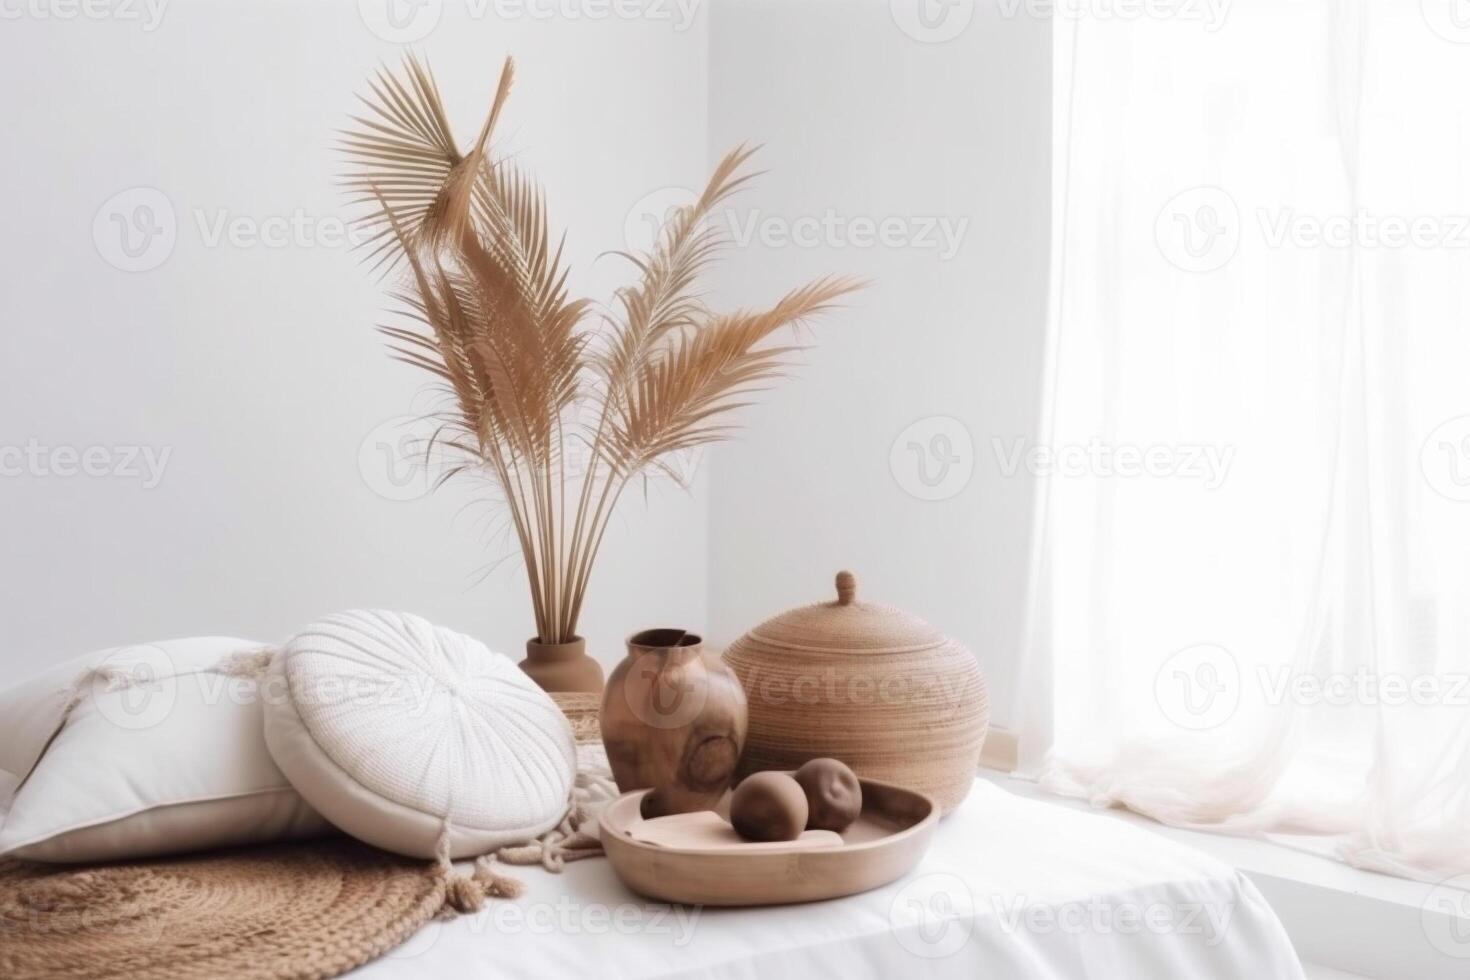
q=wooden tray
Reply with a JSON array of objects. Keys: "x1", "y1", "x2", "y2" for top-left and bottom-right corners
[{"x1": 599, "y1": 774, "x2": 939, "y2": 906}]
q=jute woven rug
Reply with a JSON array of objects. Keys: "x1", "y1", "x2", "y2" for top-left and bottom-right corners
[
  {"x1": 0, "y1": 736, "x2": 619, "y2": 980},
  {"x1": 0, "y1": 837, "x2": 444, "y2": 980}
]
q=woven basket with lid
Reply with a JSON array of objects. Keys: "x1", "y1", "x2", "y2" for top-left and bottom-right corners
[{"x1": 722, "y1": 571, "x2": 988, "y2": 814}]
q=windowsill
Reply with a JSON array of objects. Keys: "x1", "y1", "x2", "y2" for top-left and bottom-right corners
[{"x1": 981, "y1": 771, "x2": 1470, "y2": 980}]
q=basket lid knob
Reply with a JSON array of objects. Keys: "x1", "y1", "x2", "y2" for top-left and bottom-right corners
[{"x1": 835, "y1": 570, "x2": 857, "y2": 606}]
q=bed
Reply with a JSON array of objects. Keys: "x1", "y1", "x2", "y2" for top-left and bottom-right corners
[{"x1": 349, "y1": 778, "x2": 1305, "y2": 979}]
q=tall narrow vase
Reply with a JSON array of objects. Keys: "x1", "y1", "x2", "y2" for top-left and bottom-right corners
[
  {"x1": 519, "y1": 637, "x2": 604, "y2": 694},
  {"x1": 600, "y1": 629, "x2": 747, "y2": 818}
]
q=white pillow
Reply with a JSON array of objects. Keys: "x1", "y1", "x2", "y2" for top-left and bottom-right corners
[
  {"x1": 0, "y1": 637, "x2": 331, "y2": 862},
  {"x1": 263, "y1": 610, "x2": 576, "y2": 860}
]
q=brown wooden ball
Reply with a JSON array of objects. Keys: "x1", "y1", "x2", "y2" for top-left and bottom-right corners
[
  {"x1": 730, "y1": 771, "x2": 808, "y2": 842},
  {"x1": 794, "y1": 758, "x2": 862, "y2": 832}
]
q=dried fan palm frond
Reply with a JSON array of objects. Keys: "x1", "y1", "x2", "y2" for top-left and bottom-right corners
[
  {"x1": 603, "y1": 275, "x2": 860, "y2": 477},
  {"x1": 345, "y1": 55, "x2": 862, "y2": 644},
  {"x1": 596, "y1": 144, "x2": 762, "y2": 392},
  {"x1": 340, "y1": 55, "x2": 514, "y2": 272}
]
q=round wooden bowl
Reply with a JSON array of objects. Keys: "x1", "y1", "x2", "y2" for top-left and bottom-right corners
[
  {"x1": 723, "y1": 571, "x2": 989, "y2": 814},
  {"x1": 599, "y1": 774, "x2": 938, "y2": 906}
]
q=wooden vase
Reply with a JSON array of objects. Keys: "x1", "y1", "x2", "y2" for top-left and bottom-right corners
[
  {"x1": 599, "y1": 629, "x2": 748, "y2": 817},
  {"x1": 518, "y1": 637, "x2": 604, "y2": 694}
]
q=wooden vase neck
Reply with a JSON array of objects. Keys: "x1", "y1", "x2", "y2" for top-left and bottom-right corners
[
  {"x1": 526, "y1": 637, "x2": 586, "y2": 661},
  {"x1": 625, "y1": 629, "x2": 703, "y2": 662}
]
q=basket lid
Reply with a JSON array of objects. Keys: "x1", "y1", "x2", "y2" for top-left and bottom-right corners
[{"x1": 741, "y1": 571, "x2": 946, "y2": 654}]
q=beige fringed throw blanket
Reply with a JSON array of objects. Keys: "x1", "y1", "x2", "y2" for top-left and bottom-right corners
[{"x1": 437, "y1": 737, "x2": 619, "y2": 914}]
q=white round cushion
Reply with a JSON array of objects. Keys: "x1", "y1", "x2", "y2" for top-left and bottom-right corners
[{"x1": 263, "y1": 610, "x2": 575, "y2": 859}]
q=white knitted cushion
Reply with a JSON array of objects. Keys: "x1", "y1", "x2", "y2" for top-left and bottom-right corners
[{"x1": 263, "y1": 610, "x2": 575, "y2": 859}]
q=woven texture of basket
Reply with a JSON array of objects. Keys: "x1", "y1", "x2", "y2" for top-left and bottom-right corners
[
  {"x1": 722, "y1": 571, "x2": 989, "y2": 813},
  {"x1": 551, "y1": 691, "x2": 603, "y2": 744}
]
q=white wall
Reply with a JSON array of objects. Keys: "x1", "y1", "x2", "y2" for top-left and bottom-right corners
[
  {"x1": 0, "y1": 0, "x2": 710, "y2": 679},
  {"x1": 0, "y1": 1, "x2": 1051, "y2": 725},
  {"x1": 704, "y1": 0, "x2": 1051, "y2": 727}
]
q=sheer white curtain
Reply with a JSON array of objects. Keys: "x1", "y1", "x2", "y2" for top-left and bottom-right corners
[{"x1": 1028, "y1": 0, "x2": 1470, "y2": 881}]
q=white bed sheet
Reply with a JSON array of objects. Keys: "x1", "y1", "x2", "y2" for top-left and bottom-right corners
[{"x1": 349, "y1": 779, "x2": 1304, "y2": 979}]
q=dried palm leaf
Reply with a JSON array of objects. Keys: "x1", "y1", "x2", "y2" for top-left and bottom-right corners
[{"x1": 345, "y1": 56, "x2": 861, "y2": 644}]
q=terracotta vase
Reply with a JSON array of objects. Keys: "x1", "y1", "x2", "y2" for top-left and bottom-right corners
[
  {"x1": 600, "y1": 629, "x2": 748, "y2": 817},
  {"x1": 519, "y1": 637, "x2": 604, "y2": 694}
]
